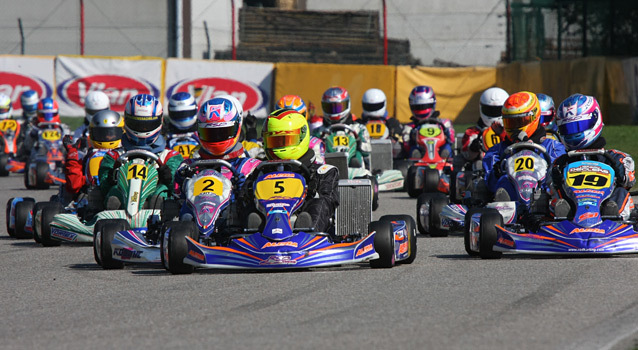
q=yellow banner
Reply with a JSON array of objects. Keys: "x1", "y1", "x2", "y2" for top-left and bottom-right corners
[
  {"x1": 274, "y1": 63, "x2": 396, "y2": 121},
  {"x1": 395, "y1": 66, "x2": 497, "y2": 123}
]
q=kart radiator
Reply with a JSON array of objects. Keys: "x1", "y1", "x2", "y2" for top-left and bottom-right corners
[
  {"x1": 370, "y1": 139, "x2": 393, "y2": 172},
  {"x1": 335, "y1": 179, "x2": 372, "y2": 236}
]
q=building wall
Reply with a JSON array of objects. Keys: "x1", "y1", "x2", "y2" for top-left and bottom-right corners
[
  {"x1": 190, "y1": 0, "x2": 238, "y2": 60},
  {"x1": 0, "y1": 0, "x2": 168, "y2": 57}
]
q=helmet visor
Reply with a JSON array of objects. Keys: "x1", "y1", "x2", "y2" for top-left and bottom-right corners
[
  {"x1": 480, "y1": 104, "x2": 502, "y2": 118},
  {"x1": 125, "y1": 115, "x2": 161, "y2": 133},
  {"x1": 169, "y1": 109, "x2": 197, "y2": 122},
  {"x1": 411, "y1": 103, "x2": 435, "y2": 112},
  {"x1": 91, "y1": 127, "x2": 123, "y2": 142},
  {"x1": 264, "y1": 130, "x2": 301, "y2": 149},
  {"x1": 322, "y1": 100, "x2": 349, "y2": 115},
  {"x1": 0, "y1": 106, "x2": 10, "y2": 114},
  {"x1": 558, "y1": 116, "x2": 595, "y2": 135},
  {"x1": 198, "y1": 123, "x2": 239, "y2": 143},
  {"x1": 363, "y1": 102, "x2": 384, "y2": 112},
  {"x1": 503, "y1": 112, "x2": 534, "y2": 130}
]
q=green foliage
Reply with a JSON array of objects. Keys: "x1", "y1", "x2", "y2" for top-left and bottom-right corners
[{"x1": 61, "y1": 117, "x2": 84, "y2": 131}]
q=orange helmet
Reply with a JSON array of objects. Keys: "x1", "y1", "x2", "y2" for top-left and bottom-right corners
[
  {"x1": 502, "y1": 91, "x2": 540, "y2": 141},
  {"x1": 276, "y1": 95, "x2": 307, "y2": 118}
]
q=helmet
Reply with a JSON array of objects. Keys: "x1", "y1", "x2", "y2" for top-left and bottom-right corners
[
  {"x1": 537, "y1": 93, "x2": 556, "y2": 130},
  {"x1": 0, "y1": 94, "x2": 12, "y2": 120},
  {"x1": 501, "y1": 91, "x2": 541, "y2": 141},
  {"x1": 321, "y1": 86, "x2": 350, "y2": 124},
  {"x1": 276, "y1": 95, "x2": 307, "y2": 118},
  {"x1": 20, "y1": 90, "x2": 39, "y2": 118},
  {"x1": 556, "y1": 94, "x2": 603, "y2": 150},
  {"x1": 124, "y1": 94, "x2": 163, "y2": 146},
  {"x1": 84, "y1": 91, "x2": 110, "y2": 124},
  {"x1": 89, "y1": 110, "x2": 124, "y2": 149},
  {"x1": 262, "y1": 109, "x2": 309, "y2": 160},
  {"x1": 479, "y1": 87, "x2": 509, "y2": 127},
  {"x1": 167, "y1": 92, "x2": 198, "y2": 131},
  {"x1": 197, "y1": 95, "x2": 243, "y2": 156},
  {"x1": 361, "y1": 88, "x2": 387, "y2": 119},
  {"x1": 36, "y1": 98, "x2": 60, "y2": 125},
  {"x1": 409, "y1": 85, "x2": 436, "y2": 119}
]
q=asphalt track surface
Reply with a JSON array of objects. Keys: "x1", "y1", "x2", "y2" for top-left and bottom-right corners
[{"x1": 2, "y1": 173, "x2": 638, "y2": 350}]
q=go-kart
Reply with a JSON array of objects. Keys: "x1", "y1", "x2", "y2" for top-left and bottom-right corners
[
  {"x1": 161, "y1": 160, "x2": 417, "y2": 274},
  {"x1": 418, "y1": 142, "x2": 547, "y2": 237},
  {"x1": 467, "y1": 149, "x2": 638, "y2": 258},
  {"x1": 0, "y1": 119, "x2": 22, "y2": 176},
  {"x1": 364, "y1": 117, "x2": 405, "y2": 191},
  {"x1": 23, "y1": 122, "x2": 66, "y2": 189},
  {"x1": 322, "y1": 123, "x2": 379, "y2": 209},
  {"x1": 166, "y1": 132, "x2": 198, "y2": 159},
  {"x1": 404, "y1": 119, "x2": 454, "y2": 198}
]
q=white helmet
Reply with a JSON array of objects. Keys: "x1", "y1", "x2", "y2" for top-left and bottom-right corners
[
  {"x1": 361, "y1": 88, "x2": 387, "y2": 119},
  {"x1": 0, "y1": 94, "x2": 12, "y2": 120},
  {"x1": 479, "y1": 87, "x2": 509, "y2": 128},
  {"x1": 84, "y1": 91, "x2": 110, "y2": 123}
]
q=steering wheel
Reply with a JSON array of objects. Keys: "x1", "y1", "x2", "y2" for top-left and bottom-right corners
[
  {"x1": 187, "y1": 159, "x2": 240, "y2": 183},
  {"x1": 118, "y1": 149, "x2": 162, "y2": 166},
  {"x1": 325, "y1": 123, "x2": 359, "y2": 139}
]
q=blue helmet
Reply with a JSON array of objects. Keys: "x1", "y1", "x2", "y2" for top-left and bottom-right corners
[
  {"x1": 167, "y1": 92, "x2": 197, "y2": 131},
  {"x1": 20, "y1": 90, "x2": 39, "y2": 118},
  {"x1": 124, "y1": 94, "x2": 163, "y2": 146},
  {"x1": 556, "y1": 94, "x2": 603, "y2": 150},
  {"x1": 537, "y1": 93, "x2": 557, "y2": 131}
]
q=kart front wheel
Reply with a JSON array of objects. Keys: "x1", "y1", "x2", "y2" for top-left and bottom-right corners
[
  {"x1": 428, "y1": 193, "x2": 449, "y2": 237},
  {"x1": 31, "y1": 202, "x2": 47, "y2": 244},
  {"x1": 369, "y1": 220, "x2": 395, "y2": 268},
  {"x1": 6, "y1": 197, "x2": 15, "y2": 237},
  {"x1": 463, "y1": 208, "x2": 480, "y2": 257},
  {"x1": 14, "y1": 200, "x2": 35, "y2": 239},
  {"x1": 371, "y1": 176, "x2": 379, "y2": 211},
  {"x1": 479, "y1": 209, "x2": 503, "y2": 259},
  {"x1": 35, "y1": 161, "x2": 50, "y2": 189},
  {"x1": 93, "y1": 219, "x2": 129, "y2": 269},
  {"x1": 380, "y1": 214, "x2": 417, "y2": 264},
  {"x1": 162, "y1": 221, "x2": 198, "y2": 275},
  {"x1": 423, "y1": 168, "x2": 440, "y2": 193},
  {"x1": 0, "y1": 153, "x2": 9, "y2": 177},
  {"x1": 406, "y1": 166, "x2": 421, "y2": 198},
  {"x1": 38, "y1": 202, "x2": 64, "y2": 247}
]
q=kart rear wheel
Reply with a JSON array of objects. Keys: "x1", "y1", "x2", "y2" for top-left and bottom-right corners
[
  {"x1": 6, "y1": 197, "x2": 15, "y2": 237},
  {"x1": 39, "y1": 202, "x2": 64, "y2": 247},
  {"x1": 423, "y1": 168, "x2": 440, "y2": 193},
  {"x1": 93, "y1": 219, "x2": 128, "y2": 269},
  {"x1": 162, "y1": 221, "x2": 198, "y2": 275},
  {"x1": 31, "y1": 202, "x2": 47, "y2": 244},
  {"x1": 479, "y1": 209, "x2": 503, "y2": 260},
  {"x1": 35, "y1": 161, "x2": 50, "y2": 189},
  {"x1": 428, "y1": 193, "x2": 449, "y2": 237},
  {"x1": 406, "y1": 166, "x2": 421, "y2": 198},
  {"x1": 14, "y1": 200, "x2": 35, "y2": 239},
  {"x1": 463, "y1": 208, "x2": 480, "y2": 257},
  {"x1": 371, "y1": 176, "x2": 379, "y2": 211},
  {"x1": 380, "y1": 214, "x2": 417, "y2": 264},
  {"x1": 416, "y1": 193, "x2": 431, "y2": 235},
  {"x1": 369, "y1": 220, "x2": 395, "y2": 268},
  {"x1": 0, "y1": 153, "x2": 9, "y2": 177},
  {"x1": 23, "y1": 163, "x2": 33, "y2": 189}
]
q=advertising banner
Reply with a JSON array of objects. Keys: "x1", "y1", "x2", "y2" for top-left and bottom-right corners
[
  {"x1": 165, "y1": 59, "x2": 274, "y2": 118},
  {"x1": 396, "y1": 66, "x2": 496, "y2": 123},
  {"x1": 56, "y1": 55, "x2": 164, "y2": 117},
  {"x1": 0, "y1": 55, "x2": 55, "y2": 117},
  {"x1": 275, "y1": 63, "x2": 396, "y2": 122}
]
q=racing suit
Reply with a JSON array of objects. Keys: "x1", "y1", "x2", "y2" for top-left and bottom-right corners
[
  {"x1": 98, "y1": 135, "x2": 184, "y2": 207},
  {"x1": 313, "y1": 114, "x2": 371, "y2": 169},
  {"x1": 297, "y1": 148, "x2": 340, "y2": 233},
  {"x1": 453, "y1": 120, "x2": 507, "y2": 171},
  {"x1": 162, "y1": 123, "x2": 199, "y2": 159},
  {"x1": 549, "y1": 137, "x2": 636, "y2": 220},
  {"x1": 401, "y1": 111, "x2": 455, "y2": 159},
  {"x1": 483, "y1": 126, "x2": 566, "y2": 200}
]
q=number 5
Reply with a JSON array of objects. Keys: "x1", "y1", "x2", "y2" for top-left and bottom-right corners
[{"x1": 274, "y1": 180, "x2": 284, "y2": 194}]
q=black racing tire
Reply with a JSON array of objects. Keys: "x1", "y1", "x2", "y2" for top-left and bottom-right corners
[
  {"x1": 479, "y1": 209, "x2": 503, "y2": 260},
  {"x1": 416, "y1": 193, "x2": 432, "y2": 235},
  {"x1": 14, "y1": 200, "x2": 35, "y2": 239},
  {"x1": 35, "y1": 161, "x2": 50, "y2": 189},
  {"x1": 428, "y1": 193, "x2": 449, "y2": 237},
  {"x1": 369, "y1": 220, "x2": 395, "y2": 269},
  {"x1": 0, "y1": 153, "x2": 9, "y2": 177},
  {"x1": 463, "y1": 207, "x2": 481, "y2": 257},
  {"x1": 39, "y1": 202, "x2": 64, "y2": 247},
  {"x1": 423, "y1": 168, "x2": 440, "y2": 193},
  {"x1": 406, "y1": 165, "x2": 421, "y2": 198},
  {"x1": 93, "y1": 219, "x2": 129, "y2": 269},
  {"x1": 393, "y1": 159, "x2": 412, "y2": 191},
  {"x1": 162, "y1": 221, "x2": 198, "y2": 275},
  {"x1": 23, "y1": 163, "x2": 33, "y2": 189},
  {"x1": 379, "y1": 214, "x2": 417, "y2": 264},
  {"x1": 31, "y1": 201, "x2": 47, "y2": 244},
  {"x1": 6, "y1": 197, "x2": 15, "y2": 237}
]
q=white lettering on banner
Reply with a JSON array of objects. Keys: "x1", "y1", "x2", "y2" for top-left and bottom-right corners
[
  {"x1": 0, "y1": 84, "x2": 33, "y2": 103},
  {"x1": 191, "y1": 85, "x2": 248, "y2": 105},
  {"x1": 78, "y1": 82, "x2": 138, "y2": 106}
]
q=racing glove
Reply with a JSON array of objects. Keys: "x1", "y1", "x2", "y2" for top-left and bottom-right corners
[
  {"x1": 469, "y1": 137, "x2": 482, "y2": 153},
  {"x1": 551, "y1": 165, "x2": 563, "y2": 188},
  {"x1": 158, "y1": 165, "x2": 174, "y2": 186},
  {"x1": 63, "y1": 135, "x2": 79, "y2": 162}
]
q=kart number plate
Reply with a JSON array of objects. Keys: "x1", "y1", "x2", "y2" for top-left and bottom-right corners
[
  {"x1": 193, "y1": 177, "x2": 224, "y2": 196},
  {"x1": 482, "y1": 127, "x2": 502, "y2": 149},
  {"x1": 0, "y1": 119, "x2": 17, "y2": 132},
  {"x1": 173, "y1": 144, "x2": 196, "y2": 159},
  {"x1": 255, "y1": 177, "x2": 304, "y2": 200},
  {"x1": 42, "y1": 130, "x2": 61, "y2": 141},
  {"x1": 333, "y1": 135, "x2": 349, "y2": 147},
  {"x1": 366, "y1": 121, "x2": 386, "y2": 138},
  {"x1": 419, "y1": 125, "x2": 441, "y2": 138},
  {"x1": 127, "y1": 164, "x2": 148, "y2": 180},
  {"x1": 514, "y1": 156, "x2": 534, "y2": 172},
  {"x1": 566, "y1": 171, "x2": 611, "y2": 189}
]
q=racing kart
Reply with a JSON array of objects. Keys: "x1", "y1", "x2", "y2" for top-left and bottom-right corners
[
  {"x1": 166, "y1": 132, "x2": 198, "y2": 159},
  {"x1": 467, "y1": 149, "x2": 638, "y2": 258},
  {"x1": 161, "y1": 160, "x2": 417, "y2": 274},
  {"x1": 0, "y1": 119, "x2": 22, "y2": 176},
  {"x1": 364, "y1": 117, "x2": 405, "y2": 191},
  {"x1": 404, "y1": 119, "x2": 454, "y2": 198},
  {"x1": 418, "y1": 142, "x2": 548, "y2": 237},
  {"x1": 23, "y1": 122, "x2": 66, "y2": 189}
]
